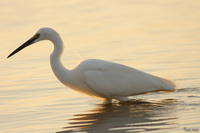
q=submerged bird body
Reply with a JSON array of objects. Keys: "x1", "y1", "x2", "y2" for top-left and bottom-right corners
[
  {"x1": 59, "y1": 59, "x2": 176, "y2": 103},
  {"x1": 8, "y1": 28, "x2": 176, "y2": 104}
]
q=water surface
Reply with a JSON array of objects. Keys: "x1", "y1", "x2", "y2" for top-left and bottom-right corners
[{"x1": 1, "y1": 0, "x2": 200, "y2": 132}]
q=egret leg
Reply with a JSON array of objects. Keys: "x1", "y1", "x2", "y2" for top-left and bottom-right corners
[
  {"x1": 113, "y1": 97, "x2": 129, "y2": 102},
  {"x1": 102, "y1": 98, "x2": 112, "y2": 104}
]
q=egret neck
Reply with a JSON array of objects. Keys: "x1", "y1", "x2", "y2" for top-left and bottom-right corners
[{"x1": 49, "y1": 33, "x2": 70, "y2": 83}]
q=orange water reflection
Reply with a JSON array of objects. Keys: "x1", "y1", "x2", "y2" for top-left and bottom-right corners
[
  {"x1": 1, "y1": 0, "x2": 200, "y2": 132},
  {"x1": 58, "y1": 99, "x2": 178, "y2": 133}
]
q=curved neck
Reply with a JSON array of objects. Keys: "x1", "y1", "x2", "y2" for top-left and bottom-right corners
[
  {"x1": 50, "y1": 35, "x2": 69, "y2": 82},
  {"x1": 50, "y1": 35, "x2": 64, "y2": 63}
]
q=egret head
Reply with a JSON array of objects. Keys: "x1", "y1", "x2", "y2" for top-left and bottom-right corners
[{"x1": 7, "y1": 27, "x2": 57, "y2": 58}]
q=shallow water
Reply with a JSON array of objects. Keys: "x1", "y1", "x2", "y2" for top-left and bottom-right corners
[{"x1": 1, "y1": 0, "x2": 200, "y2": 133}]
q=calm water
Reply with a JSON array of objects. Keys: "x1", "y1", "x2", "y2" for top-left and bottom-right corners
[{"x1": 1, "y1": 1, "x2": 200, "y2": 133}]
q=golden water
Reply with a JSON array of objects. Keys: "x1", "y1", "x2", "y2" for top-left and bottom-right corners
[{"x1": 1, "y1": 1, "x2": 200, "y2": 132}]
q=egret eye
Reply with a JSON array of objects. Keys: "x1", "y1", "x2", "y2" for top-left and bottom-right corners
[{"x1": 35, "y1": 33, "x2": 40, "y2": 38}]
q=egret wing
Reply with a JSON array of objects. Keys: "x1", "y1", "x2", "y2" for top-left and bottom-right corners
[{"x1": 83, "y1": 60, "x2": 175, "y2": 98}]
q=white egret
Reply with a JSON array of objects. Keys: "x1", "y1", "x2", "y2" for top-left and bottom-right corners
[{"x1": 7, "y1": 28, "x2": 176, "y2": 104}]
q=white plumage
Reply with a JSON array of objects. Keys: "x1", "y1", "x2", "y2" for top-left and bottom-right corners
[{"x1": 7, "y1": 27, "x2": 176, "y2": 104}]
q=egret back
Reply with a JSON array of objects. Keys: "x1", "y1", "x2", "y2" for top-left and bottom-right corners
[{"x1": 72, "y1": 59, "x2": 176, "y2": 98}]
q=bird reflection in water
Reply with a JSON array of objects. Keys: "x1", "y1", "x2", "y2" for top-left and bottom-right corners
[{"x1": 57, "y1": 99, "x2": 178, "y2": 133}]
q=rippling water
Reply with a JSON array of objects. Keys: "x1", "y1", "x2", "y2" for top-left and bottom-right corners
[{"x1": 1, "y1": 0, "x2": 200, "y2": 133}]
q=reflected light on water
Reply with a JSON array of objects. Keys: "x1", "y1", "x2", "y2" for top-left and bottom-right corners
[
  {"x1": 57, "y1": 99, "x2": 178, "y2": 133},
  {"x1": 1, "y1": 0, "x2": 200, "y2": 132}
]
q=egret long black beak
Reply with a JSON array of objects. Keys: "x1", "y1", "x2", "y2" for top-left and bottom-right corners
[{"x1": 7, "y1": 34, "x2": 40, "y2": 58}]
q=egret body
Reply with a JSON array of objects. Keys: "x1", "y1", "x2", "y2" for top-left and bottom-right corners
[{"x1": 7, "y1": 28, "x2": 176, "y2": 104}]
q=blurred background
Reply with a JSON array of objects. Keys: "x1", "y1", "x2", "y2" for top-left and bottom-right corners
[{"x1": 0, "y1": 0, "x2": 200, "y2": 133}]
